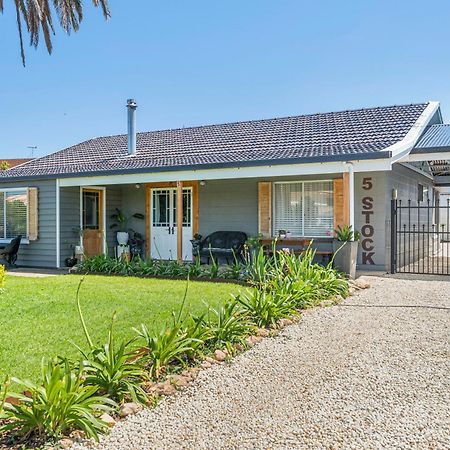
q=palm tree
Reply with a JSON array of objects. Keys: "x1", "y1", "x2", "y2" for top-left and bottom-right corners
[{"x1": 0, "y1": 0, "x2": 110, "y2": 65}]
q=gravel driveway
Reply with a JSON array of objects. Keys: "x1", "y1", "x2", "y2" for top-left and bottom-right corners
[{"x1": 77, "y1": 276, "x2": 450, "y2": 450}]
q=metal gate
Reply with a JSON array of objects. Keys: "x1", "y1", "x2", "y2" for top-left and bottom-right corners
[{"x1": 391, "y1": 198, "x2": 450, "y2": 275}]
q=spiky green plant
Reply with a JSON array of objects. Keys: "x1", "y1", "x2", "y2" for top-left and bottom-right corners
[
  {"x1": 135, "y1": 282, "x2": 204, "y2": 379},
  {"x1": 0, "y1": 359, "x2": 114, "y2": 441},
  {"x1": 201, "y1": 300, "x2": 253, "y2": 348},
  {"x1": 75, "y1": 279, "x2": 147, "y2": 405},
  {"x1": 234, "y1": 288, "x2": 296, "y2": 328}
]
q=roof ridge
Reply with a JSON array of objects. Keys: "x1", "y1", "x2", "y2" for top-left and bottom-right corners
[{"x1": 86, "y1": 102, "x2": 430, "y2": 141}]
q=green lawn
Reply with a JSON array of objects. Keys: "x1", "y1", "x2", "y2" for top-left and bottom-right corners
[{"x1": 0, "y1": 274, "x2": 240, "y2": 383}]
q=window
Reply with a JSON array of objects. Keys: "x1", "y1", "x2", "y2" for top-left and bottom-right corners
[
  {"x1": 273, "y1": 181, "x2": 333, "y2": 237},
  {"x1": 0, "y1": 189, "x2": 28, "y2": 240}
]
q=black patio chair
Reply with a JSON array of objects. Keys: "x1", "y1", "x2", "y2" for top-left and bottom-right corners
[
  {"x1": 0, "y1": 235, "x2": 22, "y2": 268},
  {"x1": 194, "y1": 231, "x2": 247, "y2": 264}
]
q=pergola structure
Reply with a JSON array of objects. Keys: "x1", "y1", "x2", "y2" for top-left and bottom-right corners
[{"x1": 406, "y1": 124, "x2": 450, "y2": 186}]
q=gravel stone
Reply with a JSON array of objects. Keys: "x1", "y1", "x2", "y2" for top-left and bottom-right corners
[{"x1": 74, "y1": 276, "x2": 450, "y2": 450}]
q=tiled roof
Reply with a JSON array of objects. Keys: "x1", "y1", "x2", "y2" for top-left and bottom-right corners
[
  {"x1": 0, "y1": 158, "x2": 33, "y2": 168},
  {"x1": 1, "y1": 103, "x2": 429, "y2": 180}
]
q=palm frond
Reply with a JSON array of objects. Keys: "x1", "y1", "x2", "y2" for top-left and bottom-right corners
[{"x1": 4, "y1": 0, "x2": 110, "y2": 65}]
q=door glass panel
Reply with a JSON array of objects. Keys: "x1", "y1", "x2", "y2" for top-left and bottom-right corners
[
  {"x1": 152, "y1": 190, "x2": 170, "y2": 227},
  {"x1": 83, "y1": 191, "x2": 100, "y2": 230},
  {"x1": 173, "y1": 189, "x2": 192, "y2": 227}
]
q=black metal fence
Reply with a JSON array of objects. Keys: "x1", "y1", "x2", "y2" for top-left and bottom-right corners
[{"x1": 391, "y1": 198, "x2": 450, "y2": 275}]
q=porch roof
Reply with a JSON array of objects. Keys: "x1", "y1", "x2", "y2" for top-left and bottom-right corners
[
  {"x1": 411, "y1": 124, "x2": 450, "y2": 178},
  {"x1": 0, "y1": 103, "x2": 431, "y2": 181}
]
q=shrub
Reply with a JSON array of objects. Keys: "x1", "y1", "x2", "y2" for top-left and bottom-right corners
[
  {"x1": 135, "y1": 285, "x2": 205, "y2": 379},
  {"x1": 136, "y1": 322, "x2": 202, "y2": 379},
  {"x1": 234, "y1": 287, "x2": 296, "y2": 328},
  {"x1": 334, "y1": 224, "x2": 361, "y2": 242},
  {"x1": 253, "y1": 248, "x2": 349, "y2": 309},
  {"x1": 76, "y1": 254, "x2": 246, "y2": 280},
  {"x1": 77, "y1": 320, "x2": 147, "y2": 405},
  {"x1": 0, "y1": 359, "x2": 114, "y2": 441},
  {"x1": 201, "y1": 300, "x2": 253, "y2": 348},
  {"x1": 75, "y1": 280, "x2": 147, "y2": 404},
  {"x1": 244, "y1": 246, "x2": 273, "y2": 288}
]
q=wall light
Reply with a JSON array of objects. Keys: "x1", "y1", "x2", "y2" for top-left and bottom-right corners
[{"x1": 200, "y1": 180, "x2": 206, "y2": 186}]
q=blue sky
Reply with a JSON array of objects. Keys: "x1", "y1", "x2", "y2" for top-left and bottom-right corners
[{"x1": 1, "y1": 0, "x2": 450, "y2": 158}]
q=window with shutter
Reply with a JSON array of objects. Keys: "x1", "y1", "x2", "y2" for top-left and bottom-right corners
[
  {"x1": 0, "y1": 188, "x2": 33, "y2": 241},
  {"x1": 274, "y1": 181, "x2": 334, "y2": 237}
]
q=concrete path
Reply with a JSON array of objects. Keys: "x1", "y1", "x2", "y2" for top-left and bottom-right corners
[
  {"x1": 77, "y1": 276, "x2": 450, "y2": 450},
  {"x1": 6, "y1": 267, "x2": 68, "y2": 277}
]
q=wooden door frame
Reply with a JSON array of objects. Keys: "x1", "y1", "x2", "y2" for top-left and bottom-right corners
[
  {"x1": 145, "y1": 181, "x2": 199, "y2": 259},
  {"x1": 80, "y1": 186, "x2": 106, "y2": 255}
]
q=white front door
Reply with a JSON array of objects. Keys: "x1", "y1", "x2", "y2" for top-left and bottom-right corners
[{"x1": 150, "y1": 187, "x2": 193, "y2": 260}]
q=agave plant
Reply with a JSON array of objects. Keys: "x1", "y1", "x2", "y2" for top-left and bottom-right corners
[
  {"x1": 244, "y1": 246, "x2": 274, "y2": 287},
  {"x1": 75, "y1": 279, "x2": 147, "y2": 405},
  {"x1": 76, "y1": 317, "x2": 147, "y2": 405},
  {"x1": 201, "y1": 300, "x2": 253, "y2": 348},
  {"x1": 234, "y1": 287, "x2": 296, "y2": 328},
  {"x1": 135, "y1": 322, "x2": 202, "y2": 379},
  {"x1": 135, "y1": 282, "x2": 205, "y2": 379},
  {"x1": 0, "y1": 359, "x2": 115, "y2": 441}
]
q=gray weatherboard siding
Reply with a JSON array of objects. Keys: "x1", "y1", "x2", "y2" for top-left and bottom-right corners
[
  {"x1": 0, "y1": 166, "x2": 433, "y2": 271},
  {"x1": 3, "y1": 179, "x2": 57, "y2": 268}
]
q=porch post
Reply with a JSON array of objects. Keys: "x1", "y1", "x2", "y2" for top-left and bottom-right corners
[
  {"x1": 176, "y1": 181, "x2": 183, "y2": 262},
  {"x1": 347, "y1": 163, "x2": 355, "y2": 232},
  {"x1": 56, "y1": 179, "x2": 61, "y2": 269}
]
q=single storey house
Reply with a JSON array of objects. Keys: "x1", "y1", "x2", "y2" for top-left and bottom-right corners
[{"x1": 1, "y1": 100, "x2": 449, "y2": 272}]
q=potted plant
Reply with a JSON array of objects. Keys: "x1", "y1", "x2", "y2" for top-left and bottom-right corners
[
  {"x1": 332, "y1": 225, "x2": 361, "y2": 279},
  {"x1": 64, "y1": 228, "x2": 84, "y2": 267},
  {"x1": 110, "y1": 208, "x2": 144, "y2": 245},
  {"x1": 278, "y1": 229, "x2": 287, "y2": 239},
  {"x1": 129, "y1": 230, "x2": 145, "y2": 259},
  {"x1": 64, "y1": 244, "x2": 78, "y2": 268},
  {"x1": 244, "y1": 233, "x2": 263, "y2": 262},
  {"x1": 190, "y1": 233, "x2": 203, "y2": 257}
]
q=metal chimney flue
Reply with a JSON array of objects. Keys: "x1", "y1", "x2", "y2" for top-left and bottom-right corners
[{"x1": 126, "y1": 99, "x2": 137, "y2": 155}]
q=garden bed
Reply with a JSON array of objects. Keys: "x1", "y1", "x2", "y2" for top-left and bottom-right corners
[
  {"x1": 0, "y1": 249, "x2": 349, "y2": 448},
  {"x1": 74, "y1": 270, "x2": 249, "y2": 285}
]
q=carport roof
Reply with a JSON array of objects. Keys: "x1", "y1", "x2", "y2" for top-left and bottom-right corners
[{"x1": 412, "y1": 124, "x2": 450, "y2": 177}]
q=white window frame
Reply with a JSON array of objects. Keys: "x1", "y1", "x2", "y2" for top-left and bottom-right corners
[
  {"x1": 0, "y1": 187, "x2": 30, "y2": 244},
  {"x1": 272, "y1": 180, "x2": 334, "y2": 238}
]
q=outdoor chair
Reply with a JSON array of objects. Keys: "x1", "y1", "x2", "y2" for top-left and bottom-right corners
[
  {"x1": 0, "y1": 235, "x2": 22, "y2": 268},
  {"x1": 193, "y1": 231, "x2": 247, "y2": 264}
]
